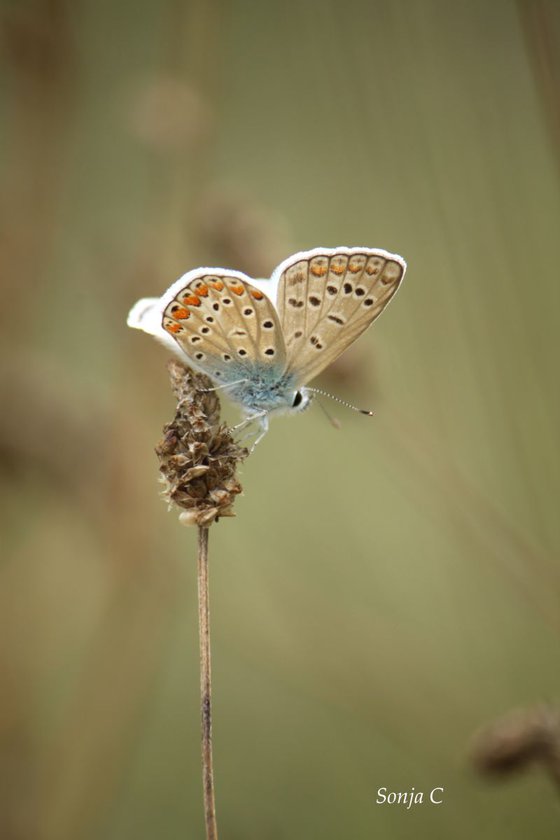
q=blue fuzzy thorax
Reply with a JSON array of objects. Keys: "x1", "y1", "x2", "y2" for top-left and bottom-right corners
[{"x1": 225, "y1": 363, "x2": 298, "y2": 414}]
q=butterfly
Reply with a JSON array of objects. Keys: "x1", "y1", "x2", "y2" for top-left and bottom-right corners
[{"x1": 127, "y1": 246, "x2": 406, "y2": 444}]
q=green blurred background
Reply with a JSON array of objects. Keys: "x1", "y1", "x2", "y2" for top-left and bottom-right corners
[{"x1": 1, "y1": 1, "x2": 559, "y2": 838}]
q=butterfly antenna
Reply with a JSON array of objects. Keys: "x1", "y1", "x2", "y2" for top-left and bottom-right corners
[{"x1": 306, "y1": 387, "x2": 373, "y2": 416}]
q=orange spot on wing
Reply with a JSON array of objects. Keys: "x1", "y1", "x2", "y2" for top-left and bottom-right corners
[
  {"x1": 230, "y1": 284, "x2": 245, "y2": 295},
  {"x1": 251, "y1": 289, "x2": 264, "y2": 300},
  {"x1": 330, "y1": 263, "x2": 345, "y2": 275},
  {"x1": 311, "y1": 264, "x2": 328, "y2": 277},
  {"x1": 348, "y1": 262, "x2": 363, "y2": 273},
  {"x1": 173, "y1": 307, "x2": 190, "y2": 319},
  {"x1": 366, "y1": 265, "x2": 379, "y2": 275},
  {"x1": 196, "y1": 284, "x2": 209, "y2": 296},
  {"x1": 165, "y1": 322, "x2": 182, "y2": 334},
  {"x1": 182, "y1": 294, "x2": 201, "y2": 306},
  {"x1": 209, "y1": 280, "x2": 224, "y2": 291}
]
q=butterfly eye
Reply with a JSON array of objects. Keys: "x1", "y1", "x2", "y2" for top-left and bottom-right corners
[{"x1": 292, "y1": 391, "x2": 304, "y2": 408}]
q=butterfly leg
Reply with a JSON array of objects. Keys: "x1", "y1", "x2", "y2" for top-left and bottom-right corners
[
  {"x1": 230, "y1": 411, "x2": 265, "y2": 434},
  {"x1": 198, "y1": 378, "x2": 249, "y2": 393},
  {"x1": 230, "y1": 411, "x2": 269, "y2": 451},
  {"x1": 250, "y1": 414, "x2": 269, "y2": 450}
]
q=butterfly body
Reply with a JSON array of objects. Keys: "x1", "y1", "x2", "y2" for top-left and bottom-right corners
[
  {"x1": 225, "y1": 365, "x2": 302, "y2": 414},
  {"x1": 128, "y1": 247, "x2": 406, "y2": 441}
]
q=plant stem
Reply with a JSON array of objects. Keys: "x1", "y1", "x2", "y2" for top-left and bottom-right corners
[{"x1": 197, "y1": 526, "x2": 218, "y2": 839}]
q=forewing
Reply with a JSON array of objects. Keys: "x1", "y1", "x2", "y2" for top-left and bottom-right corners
[
  {"x1": 161, "y1": 269, "x2": 286, "y2": 382},
  {"x1": 274, "y1": 247, "x2": 406, "y2": 385}
]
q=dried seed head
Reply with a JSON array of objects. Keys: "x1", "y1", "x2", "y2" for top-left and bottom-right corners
[{"x1": 156, "y1": 360, "x2": 247, "y2": 526}]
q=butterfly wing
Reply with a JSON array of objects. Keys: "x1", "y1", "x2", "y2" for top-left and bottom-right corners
[
  {"x1": 156, "y1": 268, "x2": 286, "y2": 382},
  {"x1": 273, "y1": 247, "x2": 406, "y2": 386},
  {"x1": 128, "y1": 296, "x2": 183, "y2": 355}
]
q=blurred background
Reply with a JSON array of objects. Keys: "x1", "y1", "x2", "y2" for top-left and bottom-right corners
[{"x1": 1, "y1": 0, "x2": 559, "y2": 837}]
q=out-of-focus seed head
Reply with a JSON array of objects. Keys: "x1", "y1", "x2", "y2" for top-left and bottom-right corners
[
  {"x1": 156, "y1": 360, "x2": 247, "y2": 527},
  {"x1": 470, "y1": 704, "x2": 560, "y2": 778}
]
